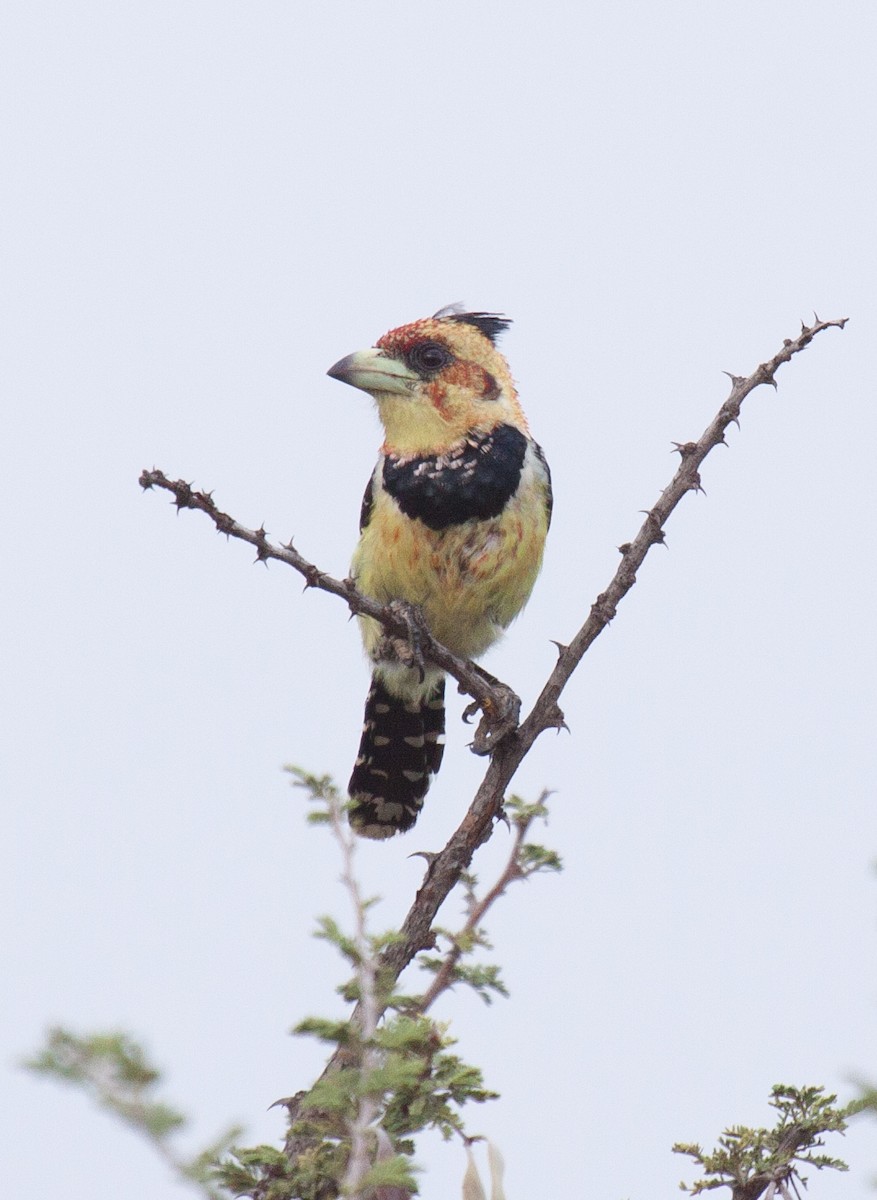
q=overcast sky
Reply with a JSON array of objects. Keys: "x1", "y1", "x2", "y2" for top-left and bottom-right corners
[{"x1": 4, "y1": 2, "x2": 877, "y2": 1197}]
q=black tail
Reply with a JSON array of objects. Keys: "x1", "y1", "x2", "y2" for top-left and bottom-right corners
[{"x1": 348, "y1": 675, "x2": 445, "y2": 838}]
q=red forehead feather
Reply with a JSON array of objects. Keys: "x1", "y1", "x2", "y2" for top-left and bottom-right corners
[{"x1": 375, "y1": 318, "x2": 442, "y2": 353}]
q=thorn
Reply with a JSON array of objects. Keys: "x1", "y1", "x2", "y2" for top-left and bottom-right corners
[
  {"x1": 542, "y1": 702, "x2": 568, "y2": 734},
  {"x1": 722, "y1": 371, "x2": 745, "y2": 386},
  {"x1": 638, "y1": 512, "x2": 666, "y2": 545},
  {"x1": 812, "y1": 311, "x2": 821, "y2": 325},
  {"x1": 253, "y1": 526, "x2": 270, "y2": 564},
  {"x1": 173, "y1": 481, "x2": 196, "y2": 511},
  {"x1": 672, "y1": 441, "x2": 698, "y2": 458},
  {"x1": 281, "y1": 537, "x2": 296, "y2": 551},
  {"x1": 722, "y1": 401, "x2": 741, "y2": 429},
  {"x1": 302, "y1": 565, "x2": 323, "y2": 591},
  {"x1": 549, "y1": 638, "x2": 568, "y2": 658},
  {"x1": 688, "y1": 470, "x2": 705, "y2": 495},
  {"x1": 618, "y1": 542, "x2": 631, "y2": 555},
  {"x1": 409, "y1": 849, "x2": 439, "y2": 870}
]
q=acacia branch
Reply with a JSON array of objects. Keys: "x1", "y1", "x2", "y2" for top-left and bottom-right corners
[
  {"x1": 521, "y1": 316, "x2": 848, "y2": 741},
  {"x1": 349, "y1": 316, "x2": 849, "y2": 991},
  {"x1": 415, "y1": 796, "x2": 553, "y2": 1014},
  {"x1": 138, "y1": 470, "x2": 520, "y2": 748},
  {"x1": 140, "y1": 316, "x2": 846, "y2": 1151}
]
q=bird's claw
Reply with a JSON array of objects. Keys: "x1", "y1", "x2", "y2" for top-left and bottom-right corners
[
  {"x1": 376, "y1": 599, "x2": 429, "y2": 681},
  {"x1": 469, "y1": 683, "x2": 521, "y2": 756}
]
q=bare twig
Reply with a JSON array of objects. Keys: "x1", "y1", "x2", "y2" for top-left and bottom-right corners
[{"x1": 324, "y1": 794, "x2": 381, "y2": 1197}]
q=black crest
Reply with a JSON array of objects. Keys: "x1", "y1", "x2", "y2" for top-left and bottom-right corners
[{"x1": 433, "y1": 306, "x2": 512, "y2": 345}]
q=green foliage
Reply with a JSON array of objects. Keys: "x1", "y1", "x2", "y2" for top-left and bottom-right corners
[
  {"x1": 24, "y1": 1027, "x2": 242, "y2": 1199},
  {"x1": 18, "y1": 780, "x2": 562, "y2": 1198},
  {"x1": 517, "y1": 841, "x2": 562, "y2": 874},
  {"x1": 674, "y1": 1085, "x2": 853, "y2": 1199},
  {"x1": 413, "y1": 792, "x2": 561, "y2": 1011},
  {"x1": 506, "y1": 799, "x2": 562, "y2": 877},
  {"x1": 214, "y1": 987, "x2": 497, "y2": 1198},
  {"x1": 848, "y1": 1079, "x2": 877, "y2": 1120},
  {"x1": 214, "y1": 1144, "x2": 305, "y2": 1200},
  {"x1": 417, "y1": 948, "x2": 509, "y2": 1006},
  {"x1": 204, "y1": 766, "x2": 533, "y2": 1197},
  {"x1": 26, "y1": 1028, "x2": 181, "y2": 1130},
  {"x1": 359, "y1": 1153, "x2": 418, "y2": 1193},
  {"x1": 216, "y1": 1135, "x2": 418, "y2": 1200},
  {"x1": 302, "y1": 1016, "x2": 493, "y2": 1134},
  {"x1": 286, "y1": 766, "x2": 348, "y2": 826},
  {"x1": 22, "y1": 774, "x2": 868, "y2": 1200},
  {"x1": 377, "y1": 1018, "x2": 498, "y2": 1142}
]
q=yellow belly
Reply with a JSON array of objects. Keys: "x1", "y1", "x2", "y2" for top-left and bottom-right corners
[{"x1": 352, "y1": 487, "x2": 548, "y2": 662}]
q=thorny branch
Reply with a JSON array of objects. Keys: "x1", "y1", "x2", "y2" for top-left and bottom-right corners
[
  {"x1": 137, "y1": 474, "x2": 521, "y2": 752},
  {"x1": 415, "y1": 794, "x2": 554, "y2": 1014},
  {"x1": 140, "y1": 316, "x2": 846, "y2": 1163}
]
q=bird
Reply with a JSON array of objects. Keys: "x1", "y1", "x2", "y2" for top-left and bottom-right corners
[{"x1": 326, "y1": 306, "x2": 552, "y2": 839}]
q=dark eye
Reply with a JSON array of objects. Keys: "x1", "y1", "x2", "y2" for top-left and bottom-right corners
[{"x1": 405, "y1": 339, "x2": 454, "y2": 376}]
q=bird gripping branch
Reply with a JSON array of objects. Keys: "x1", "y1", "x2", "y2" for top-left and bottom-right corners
[{"x1": 328, "y1": 307, "x2": 552, "y2": 838}]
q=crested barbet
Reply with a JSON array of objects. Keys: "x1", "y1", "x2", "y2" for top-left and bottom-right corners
[{"x1": 327, "y1": 306, "x2": 552, "y2": 838}]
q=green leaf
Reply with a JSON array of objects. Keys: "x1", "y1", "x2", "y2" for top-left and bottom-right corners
[
  {"x1": 360, "y1": 1153, "x2": 419, "y2": 1192},
  {"x1": 674, "y1": 1084, "x2": 852, "y2": 1197},
  {"x1": 293, "y1": 1017, "x2": 354, "y2": 1045}
]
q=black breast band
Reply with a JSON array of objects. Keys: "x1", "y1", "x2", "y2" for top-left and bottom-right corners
[{"x1": 382, "y1": 424, "x2": 528, "y2": 531}]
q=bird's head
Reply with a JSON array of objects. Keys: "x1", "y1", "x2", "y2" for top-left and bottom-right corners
[{"x1": 327, "y1": 308, "x2": 526, "y2": 456}]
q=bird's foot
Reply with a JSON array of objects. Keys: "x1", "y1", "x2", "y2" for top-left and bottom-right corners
[
  {"x1": 463, "y1": 679, "x2": 521, "y2": 756},
  {"x1": 376, "y1": 599, "x2": 429, "y2": 682}
]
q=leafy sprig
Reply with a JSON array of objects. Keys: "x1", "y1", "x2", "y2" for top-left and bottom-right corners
[{"x1": 674, "y1": 1085, "x2": 854, "y2": 1200}]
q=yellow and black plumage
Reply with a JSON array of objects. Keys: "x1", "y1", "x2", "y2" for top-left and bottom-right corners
[{"x1": 327, "y1": 308, "x2": 552, "y2": 838}]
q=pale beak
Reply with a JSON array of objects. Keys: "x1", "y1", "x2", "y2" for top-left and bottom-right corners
[{"x1": 327, "y1": 347, "x2": 418, "y2": 396}]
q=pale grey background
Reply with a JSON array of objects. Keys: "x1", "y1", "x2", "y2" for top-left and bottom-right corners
[{"x1": 3, "y1": 2, "x2": 876, "y2": 1197}]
